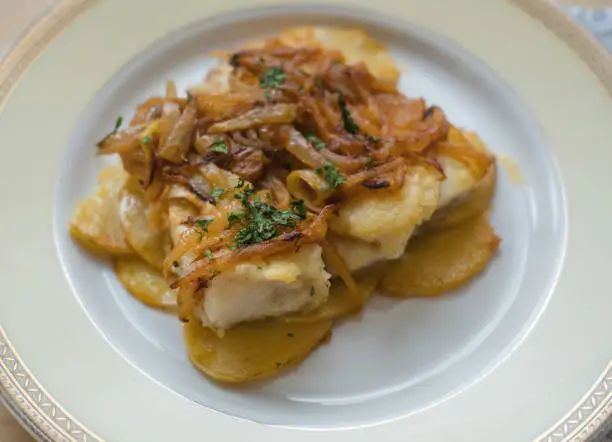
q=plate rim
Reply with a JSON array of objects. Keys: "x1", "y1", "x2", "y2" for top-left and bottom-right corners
[{"x1": 0, "y1": 0, "x2": 610, "y2": 441}]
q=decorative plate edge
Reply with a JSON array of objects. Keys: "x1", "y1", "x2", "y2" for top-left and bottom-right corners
[
  {"x1": 535, "y1": 360, "x2": 612, "y2": 442},
  {"x1": 0, "y1": 326, "x2": 102, "y2": 442},
  {"x1": 0, "y1": 0, "x2": 100, "y2": 112},
  {"x1": 0, "y1": 0, "x2": 610, "y2": 441}
]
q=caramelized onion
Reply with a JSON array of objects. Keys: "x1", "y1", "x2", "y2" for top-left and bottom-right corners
[{"x1": 208, "y1": 104, "x2": 297, "y2": 133}]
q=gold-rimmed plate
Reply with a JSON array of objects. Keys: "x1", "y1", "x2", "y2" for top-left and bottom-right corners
[{"x1": 0, "y1": 0, "x2": 611, "y2": 441}]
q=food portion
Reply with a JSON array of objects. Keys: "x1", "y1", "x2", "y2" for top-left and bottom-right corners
[{"x1": 69, "y1": 26, "x2": 500, "y2": 383}]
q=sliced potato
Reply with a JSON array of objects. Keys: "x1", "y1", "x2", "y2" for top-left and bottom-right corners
[
  {"x1": 69, "y1": 167, "x2": 133, "y2": 255},
  {"x1": 115, "y1": 258, "x2": 177, "y2": 309},
  {"x1": 284, "y1": 264, "x2": 384, "y2": 323},
  {"x1": 184, "y1": 318, "x2": 332, "y2": 383},
  {"x1": 381, "y1": 215, "x2": 500, "y2": 297},
  {"x1": 425, "y1": 164, "x2": 496, "y2": 231},
  {"x1": 120, "y1": 179, "x2": 171, "y2": 270}
]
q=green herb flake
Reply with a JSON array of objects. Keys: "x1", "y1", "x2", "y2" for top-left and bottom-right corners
[
  {"x1": 227, "y1": 211, "x2": 247, "y2": 226},
  {"x1": 186, "y1": 91, "x2": 193, "y2": 104},
  {"x1": 310, "y1": 286, "x2": 315, "y2": 297},
  {"x1": 298, "y1": 86, "x2": 305, "y2": 93},
  {"x1": 204, "y1": 249, "x2": 215, "y2": 262},
  {"x1": 260, "y1": 67, "x2": 286, "y2": 89},
  {"x1": 270, "y1": 209, "x2": 299, "y2": 227},
  {"x1": 210, "y1": 139, "x2": 229, "y2": 154},
  {"x1": 290, "y1": 199, "x2": 307, "y2": 219},
  {"x1": 96, "y1": 116, "x2": 123, "y2": 147},
  {"x1": 265, "y1": 192, "x2": 272, "y2": 201},
  {"x1": 315, "y1": 162, "x2": 346, "y2": 189},
  {"x1": 173, "y1": 260, "x2": 179, "y2": 268},
  {"x1": 338, "y1": 93, "x2": 360, "y2": 134},
  {"x1": 194, "y1": 219, "x2": 214, "y2": 243},
  {"x1": 228, "y1": 245, "x2": 237, "y2": 251},
  {"x1": 211, "y1": 188, "x2": 226, "y2": 201},
  {"x1": 140, "y1": 136, "x2": 152, "y2": 144},
  {"x1": 232, "y1": 188, "x2": 304, "y2": 248},
  {"x1": 306, "y1": 134, "x2": 326, "y2": 151},
  {"x1": 365, "y1": 157, "x2": 374, "y2": 169}
]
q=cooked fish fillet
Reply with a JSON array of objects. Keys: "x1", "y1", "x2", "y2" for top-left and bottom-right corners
[
  {"x1": 329, "y1": 166, "x2": 441, "y2": 272},
  {"x1": 195, "y1": 244, "x2": 330, "y2": 331}
]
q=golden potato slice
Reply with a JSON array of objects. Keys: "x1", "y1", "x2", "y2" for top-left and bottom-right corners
[
  {"x1": 184, "y1": 318, "x2": 333, "y2": 383},
  {"x1": 69, "y1": 167, "x2": 133, "y2": 255},
  {"x1": 426, "y1": 164, "x2": 496, "y2": 231},
  {"x1": 120, "y1": 179, "x2": 172, "y2": 270},
  {"x1": 284, "y1": 265, "x2": 384, "y2": 323},
  {"x1": 381, "y1": 215, "x2": 500, "y2": 297},
  {"x1": 115, "y1": 258, "x2": 177, "y2": 309}
]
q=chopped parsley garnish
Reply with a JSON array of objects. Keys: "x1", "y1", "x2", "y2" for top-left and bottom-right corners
[
  {"x1": 271, "y1": 209, "x2": 300, "y2": 226},
  {"x1": 227, "y1": 211, "x2": 247, "y2": 226},
  {"x1": 306, "y1": 134, "x2": 326, "y2": 150},
  {"x1": 290, "y1": 199, "x2": 307, "y2": 219},
  {"x1": 204, "y1": 249, "x2": 215, "y2": 262},
  {"x1": 210, "y1": 139, "x2": 229, "y2": 154},
  {"x1": 265, "y1": 192, "x2": 272, "y2": 201},
  {"x1": 140, "y1": 136, "x2": 152, "y2": 144},
  {"x1": 260, "y1": 67, "x2": 286, "y2": 89},
  {"x1": 228, "y1": 245, "x2": 237, "y2": 251},
  {"x1": 211, "y1": 188, "x2": 226, "y2": 201},
  {"x1": 232, "y1": 188, "x2": 301, "y2": 248},
  {"x1": 96, "y1": 116, "x2": 123, "y2": 147},
  {"x1": 338, "y1": 93, "x2": 360, "y2": 134},
  {"x1": 365, "y1": 157, "x2": 374, "y2": 169},
  {"x1": 186, "y1": 91, "x2": 192, "y2": 104},
  {"x1": 173, "y1": 260, "x2": 179, "y2": 268},
  {"x1": 194, "y1": 219, "x2": 214, "y2": 242},
  {"x1": 298, "y1": 86, "x2": 305, "y2": 93},
  {"x1": 315, "y1": 162, "x2": 346, "y2": 189}
]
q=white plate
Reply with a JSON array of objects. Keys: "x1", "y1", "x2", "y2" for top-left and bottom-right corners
[{"x1": 1, "y1": 0, "x2": 611, "y2": 441}]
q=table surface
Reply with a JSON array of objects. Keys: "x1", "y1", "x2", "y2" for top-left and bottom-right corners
[{"x1": 0, "y1": 1, "x2": 611, "y2": 441}]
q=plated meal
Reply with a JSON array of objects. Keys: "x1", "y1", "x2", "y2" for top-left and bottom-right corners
[{"x1": 69, "y1": 26, "x2": 500, "y2": 383}]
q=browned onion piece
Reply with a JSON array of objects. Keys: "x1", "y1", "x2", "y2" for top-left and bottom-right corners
[
  {"x1": 97, "y1": 124, "x2": 146, "y2": 155},
  {"x1": 159, "y1": 101, "x2": 181, "y2": 147},
  {"x1": 159, "y1": 102, "x2": 197, "y2": 163},
  {"x1": 283, "y1": 127, "x2": 327, "y2": 169},
  {"x1": 321, "y1": 242, "x2": 359, "y2": 298},
  {"x1": 208, "y1": 104, "x2": 297, "y2": 133}
]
